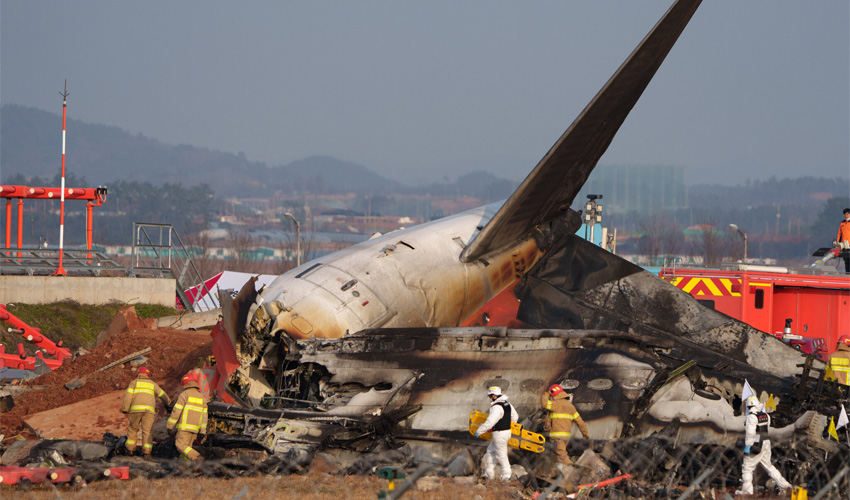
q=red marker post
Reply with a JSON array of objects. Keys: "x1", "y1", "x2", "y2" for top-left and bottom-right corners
[{"x1": 54, "y1": 81, "x2": 69, "y2": 276}]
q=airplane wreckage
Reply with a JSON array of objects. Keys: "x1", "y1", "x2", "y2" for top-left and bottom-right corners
[{"x1": 197, "y1": 0, "x2": 846, "y2": 489}]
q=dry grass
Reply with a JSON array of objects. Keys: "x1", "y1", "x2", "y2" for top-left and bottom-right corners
[{"x1": 3, "y1": 471, "x2": 520, "y2": 500}]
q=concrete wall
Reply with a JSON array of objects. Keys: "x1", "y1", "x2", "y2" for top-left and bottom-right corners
[{"x1": 0, "y1": 276, "x2": 176, "y2": 306}]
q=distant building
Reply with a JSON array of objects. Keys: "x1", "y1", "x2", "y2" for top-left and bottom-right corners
[{"x1": 580, "y1": 165, "x2": 687, "y2": 214}]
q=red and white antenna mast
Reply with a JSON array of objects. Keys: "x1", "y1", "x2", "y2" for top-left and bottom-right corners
[{"x1": 54, "y1": 80, "x2": 69, "y2": 276}]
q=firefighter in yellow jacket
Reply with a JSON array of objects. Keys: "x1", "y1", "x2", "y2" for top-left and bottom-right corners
[
  {"x1": 122, "y1": 367, "x2": 171, "y2": 456},
  {"x1": 827, "y1": 335, "x2": 850, "y2": 388},
  {"x1": 541, "y1": 384, "x2": 589, "y2": 467},
  {"x1": 167, "y1": 371, "x2": 208, "y2": 461}
]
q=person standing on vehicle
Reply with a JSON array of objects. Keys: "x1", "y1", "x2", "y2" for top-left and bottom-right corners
[
  {"x1": 735, "y1": 396, "x2": 791, "y2": 495},
  {"x1": 167, "y1": 371, "x2": 208, "y2": 461},
  {"x1": 834, "y1": 208, "x2": 850, "y2": 273},
  {"x1": 541, "y1": 384, "x2": 589, "y2": 469},
  {"x1": 122, "y1": 366, "x2": 171, "y2": 457},
  {"x1": 474, "y1": 386, "x2": 518, "y2": 481}
]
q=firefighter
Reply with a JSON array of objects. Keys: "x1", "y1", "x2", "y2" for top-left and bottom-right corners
[
  {"x1": 473, "y1": 386, "x2": 518, "y2": 481},
  {"x1": 167, "y1": 371, "x2": 208, "y2": 461},
  {"x1": 541, "y1": 384, "x2": 589, "y2": 469},
  {"x1": 735, "y1": 396, "x2": 791, "y2": 495},
  {"x1": 834, "y1": 208, "x2": 850, "y2": 273},
  {"x1": 827, "y1": 335, "x2": 850, "y2": 387},
  {"x1": 121, "y1": 366, "x2": 171, "y2": 457}
]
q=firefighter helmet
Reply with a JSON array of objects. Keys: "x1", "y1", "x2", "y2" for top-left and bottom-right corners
[
  {"x1": 487, "y1": 386, "x2": 502, "y2": 397},
  {"x1": 181, "y1": 371, "x2": 196, "y2": 386},
  {"x1": 137, "y1": 367, "x2": 150, "y2": 377},
  {"x1": 838, "y1": 335, "x2": 850, "y2": 346},
  {"x1": 548, "y1": 384, "x2": 564, "y2": 396}
]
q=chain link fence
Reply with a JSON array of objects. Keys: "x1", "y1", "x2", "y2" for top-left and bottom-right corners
[{"x1": 4, "y1": 429, "x2": 849, "y2": 499}]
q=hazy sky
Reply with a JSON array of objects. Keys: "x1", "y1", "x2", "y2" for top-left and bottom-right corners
[{"x1": 2, "y1": 1, "x2": 848, "y2": 187}]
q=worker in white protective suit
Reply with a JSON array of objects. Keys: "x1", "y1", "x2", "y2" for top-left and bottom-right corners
[
  {"x1": 474, "y1": 386, "x2": 518, "y2": 481},
  {"x1": 735, "y1": 396, "x2": 791, "y2": 495}
]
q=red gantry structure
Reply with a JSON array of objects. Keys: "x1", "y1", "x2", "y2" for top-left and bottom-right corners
[{"x1": 1, "y1": 184, "x2": 107, "y2": 262}]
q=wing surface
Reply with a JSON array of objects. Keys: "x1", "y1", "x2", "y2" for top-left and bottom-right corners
[{"x1": 461, "y1": 0, "x2": 702, "y2": 263}]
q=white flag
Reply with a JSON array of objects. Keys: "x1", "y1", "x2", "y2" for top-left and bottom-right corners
[
  {"x1": 838, "y1": 404, "x2": 849, "y2": 430},
  {"x1": 742, "y1": 379, "x2": 756, "y2": 401}
]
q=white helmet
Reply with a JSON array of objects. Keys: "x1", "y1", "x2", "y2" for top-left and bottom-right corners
[
  {"x1": 745, "y1": 396, "x2": 760, "y2": 411},
  {"x1": 487, "y1": 386, "x2": 502, "y2": 397}
]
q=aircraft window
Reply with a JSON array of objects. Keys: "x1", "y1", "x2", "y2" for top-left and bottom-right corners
[
  {"x1": 559, "y1": 379, "x2": 580, "y2": 390},
  {"x1": 340, "y1": 279, "x2": 358, "y2": 292},
  {"x1": 588, "y1": 378, "x2": 613, "y2": 390},
  {"x1": 754, "y1": 289, "x2": 764, "y2": 309}
]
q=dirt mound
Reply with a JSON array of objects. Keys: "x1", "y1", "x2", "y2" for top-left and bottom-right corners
[{"x1": 1, "y1": 326, "x2": 212, "y2": 437}]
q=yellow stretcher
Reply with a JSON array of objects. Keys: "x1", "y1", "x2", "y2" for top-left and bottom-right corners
[{"x1": 468, "y1": 410, "x2": 546, "y2": 453}]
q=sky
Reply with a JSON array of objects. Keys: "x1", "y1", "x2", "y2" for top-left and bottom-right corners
[{"x1": 1, "y1": 1, "x2": 848, "y2": 187}]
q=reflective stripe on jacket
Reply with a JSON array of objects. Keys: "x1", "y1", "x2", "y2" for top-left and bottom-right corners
[
  {"x1": 167, "y1": 382, "x2": 208, "y2": 433},
  {"x1": 541, "y1": 392, "x2": 588, "y2": 439},
  {"x1": 122, "y1": 374, "x2": 171, "y2": 413}
]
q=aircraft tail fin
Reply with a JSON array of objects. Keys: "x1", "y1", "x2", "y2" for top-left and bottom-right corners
[{"x1": 461, "y1": 0, "x2": 702, "y2": 263}]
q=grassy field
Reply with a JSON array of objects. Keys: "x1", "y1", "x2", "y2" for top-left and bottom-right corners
[{"x1": 0, "y1": 300, "x2": 177, "y2": 353}]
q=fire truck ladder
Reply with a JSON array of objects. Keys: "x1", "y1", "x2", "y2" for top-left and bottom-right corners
[{"x1": 129, "y1": 223, "x2": 215, "y2": 312}]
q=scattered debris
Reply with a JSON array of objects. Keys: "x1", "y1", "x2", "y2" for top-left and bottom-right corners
[{"x1": 64, "y1": 347, "x2": 152, "y2": 390}]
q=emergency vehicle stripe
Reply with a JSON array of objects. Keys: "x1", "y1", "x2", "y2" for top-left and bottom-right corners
[
  {"x1": 681, "y1": 277, "x2": 723, "y2": 296},
  {"x1": 719, "y1": 278, "x2": 741, "y2": 297}
]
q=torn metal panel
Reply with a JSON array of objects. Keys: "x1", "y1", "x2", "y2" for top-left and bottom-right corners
[
  {"x1": 515, "y1": 235, "x2": 811, "y2": 381},
  {"x1": 212, "y1": 326, "x2": 826, "y2": 453}
]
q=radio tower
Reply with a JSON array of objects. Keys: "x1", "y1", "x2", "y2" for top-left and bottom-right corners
[{"x1": 54, "y1": 81, "x2": 69, "y2": 276}]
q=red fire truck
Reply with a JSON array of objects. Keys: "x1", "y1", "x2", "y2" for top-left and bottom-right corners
[{"x1": 659, "y1": 265, "x2": 850, "y2": 360}]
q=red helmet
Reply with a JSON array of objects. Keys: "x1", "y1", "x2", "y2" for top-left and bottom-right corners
[
  {"x1": 548, "y1": 384, "x2": 564, "y2": 396},
  {"x1": 181, "y1": 371, "x2": 196, "y2": 385},
  {"x1": 137, "y1": 367, "x2": 150, "y2": 377},
  {"x1": 838, "y1": 335, "x2": 850, "y2": 346}
]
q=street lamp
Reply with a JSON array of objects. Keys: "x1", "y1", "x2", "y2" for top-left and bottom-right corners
[
  {"x1": 284, "y1": 212, "x2": 301, "y2": 267},
  {"x1": 729, "y1": 223, "x2": 747, "y2": 263}
]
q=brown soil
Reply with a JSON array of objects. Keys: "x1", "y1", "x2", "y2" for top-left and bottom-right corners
[
  {"x1": 0, "y1": 472, "x2": 520, "y2": 499},
  {"x1": 1, "y1": 326, "x2": 212, "y2": 438}
]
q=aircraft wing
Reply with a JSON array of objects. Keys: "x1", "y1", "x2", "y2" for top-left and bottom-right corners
[{"x1": 461, "y1": 0, "x2": 702, "y2": 263}]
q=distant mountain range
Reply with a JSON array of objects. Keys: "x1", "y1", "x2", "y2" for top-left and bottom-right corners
[
  {"x1": 0, "y1": 104, "x2": 422, "y2": 197},
  {"x1": 2, "y1": 104, "x2": 845, "y2": 212}
]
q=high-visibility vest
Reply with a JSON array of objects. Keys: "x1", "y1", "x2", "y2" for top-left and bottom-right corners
[
  {"x1": 167, "y1": 383, "x2": 208, "y2": 433},
  {"x1": 122, "y1": 375, "x2": 170, "y2": 413},
  {"x1": 541, "y1": 393, "x2": 588, "y2": 439},
  {"x1": 828, "y1": 349, "x2": 850, "y2": 386}
]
